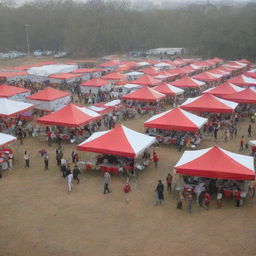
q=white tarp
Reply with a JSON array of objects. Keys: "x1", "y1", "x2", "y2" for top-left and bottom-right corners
[{"x1": 28, "y1": 64, "x2": 78, "y2": 77}]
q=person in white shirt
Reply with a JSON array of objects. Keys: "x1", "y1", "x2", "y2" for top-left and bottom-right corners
[
  {"x1": 103, "y1": 172, "x2": 111, "y2": 194},
  {"x1": 67, "y1": 171, "x2": 73, "y2": 192},
  {"x1": 24, "y1": 151, "x2": 29, "y2": 168}
]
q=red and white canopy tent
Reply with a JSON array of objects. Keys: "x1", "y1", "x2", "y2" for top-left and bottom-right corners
[
  {"x1": 170, "y1": 76, "x2": 205, "y2": 89},
  {"x1": 192, "y1": 72, "x2": 223, "y2": 83},
  {"x1": 228, "y1": 75, "x2": 256, "y2": 87},
  {"x1": 37, "y1": 104, "x2": 101, "y2": 127},
  {"x1": 0, "y1": 71, "x2": 28, "y2": 82},
  {"x1": 77, "y1": 125, "x2": 156, "y2": 158},
  {"x1": 202, "y1": 82, "x2": 243, "y2": 98},
  {"x1": 71, "y1": 68, "x2": 103, "y2": 80},
  {"x1": 175, "y1": 146, "x2": 255, "y2": 180},
  {"x1": 139, "y1": 67, "x2": 160, "y2": 76},
  {"x1": 222, "y1": 88, "x2": 256, "y2": 105},
  {"x1": 210, "y1": 57, "x2": 224, "y2": 64},
  {"x1": 244, "y1": 69, "x2": 256, "y2": 79},
  {"x1": 179, "y1": 65, "x2": 198, "y2": 76},
  {"x1": 48, "y1": 73, "x2": 81, "y2": 83},
  {"x1": 0, "y1": 133, "x2": 17, "y2": 148},
  {"x1": 144, "y1": 108, "x2": 207, "y2": 132},
  {"x1": 180, "y1": 94, "x2": 238, "y2": 113},
  {"x1": 0, "y1": 98, "x2": 33, "y2": 118},
  {"x1": 80, "y1": 78, "x2": 111, "y2": 94},
  {"x1": 101, "y1": 72, "x2": 127, "y2": 81},
  {"x1": 130, "y1": 75, "x2": 161, "y2": 87},
  {"x1": 27, "y1": 87, "x2": 71, "y2": 112},
  {"x1": 0, "y1": 84, "x2": 31, "y2": 101},
  {"x1": 153, "y1": 83, "x2": 184, "y2": 96},
  {"x1": 122, "y1": 86, "x2": 166, "y2": 102},
  {"x1": 88, "y1": 100, "x2": 122, "y2": 115}
]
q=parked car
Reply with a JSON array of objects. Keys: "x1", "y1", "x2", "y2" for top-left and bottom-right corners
[{"x1": 54, "y1": 51, "x2": 68, "y2": 58}]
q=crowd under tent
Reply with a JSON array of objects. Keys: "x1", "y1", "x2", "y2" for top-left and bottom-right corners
[
  {"x1": 222, "y1": 88, "x2": 256, "y2": 105},
  {"x1": 0, "y1": 84, "x2": 31, "y2": 101},
  {"x1": 228, "y1": 75, "x2": 256, "y2": 87},
  {"x1": 122, "y1": 86, "x2": 166, "y2": 102},
  {"x1": 48, "y1": 73, "x2": 81, "y2": 83},
  {"x1": 80, "y1": 78, "x2": 111, "y2": 94},
  {"x1": 175, "y1": 146, "x2": 255, "y2": 180},
  {"x1": 130, "y1": 75, "x2": 160, "y2": 87},
  {"x1": 0, "y1": 98, "x2": 33, "y2": 118},
  {"x1": 202, "y1": 82, "x2": 243, "y2": 98},
  {"x1": 180, "y1": 94, "x2": 238, "y2": 113},
  {"x1": 170, "y1": 76, "x2": 205, "y2": 89},
  {"x1": 37, "y1": 104, "x2": 101, "y2": 127},
  {"x1": 144, "y1": 108, "x2": 207, "y2": 132},
  {"x1": 27, "y1": 87, "x2": 71, "y2": 112}
]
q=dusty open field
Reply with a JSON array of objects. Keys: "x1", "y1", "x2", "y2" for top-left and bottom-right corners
[{"x1": 0, "y1": 57, "x2": 256, "y2": 256}]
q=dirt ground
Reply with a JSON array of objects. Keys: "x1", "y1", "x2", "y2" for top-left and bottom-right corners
[{"x1": 0, "y1": 57, "x2": 256, "y2": 256}]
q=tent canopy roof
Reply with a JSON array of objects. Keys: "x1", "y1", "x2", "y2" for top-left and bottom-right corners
[
  {"x1": 0, "y1": 98, "x2": 33, "y2": 117},
  {"x1": 153, "y1": 83, "x2": 184, "y2": 96},
  {"x1": 37, "y1": 104, "x2": 100, "y2": 127},
  {"x1": 0, "y1": 84, "x2": 30, "y2": 97},
  {"x1": 222, "y1": 88, "x2": 256, "y2": 104},
  {"x1": 170, "y1": 76, "x2": 205, "y2": 88},
  {"x1": 0, "y1": 133, "x2": 17, "y2": 147},
  {"x1": 122, "y1": 86, "x2": 166, "y2": 102},
  {"x1": 27, "y1": 87, "x2": 70, "y2": 101},
  {"x1": 144, "y1": 107, "x2": 207, "y2": 132},
  {"x1": 181, "y1": 93, "x2": 238, "y2": 113},
  {"x1": 175, "y1": 146, "x2": 255, "y2": 180},
  {"x1": 77, "y1": 125, "x2": 156, "y2": 158},
  {"x1": 80, "y1": 78, "x2": 109, "y2": 87}
]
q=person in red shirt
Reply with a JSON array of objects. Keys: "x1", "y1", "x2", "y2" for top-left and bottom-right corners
[
  {"x1": 152, "y1": 150, "x2": 159, "y2": 168},
  {"x1": 204, "y1": 192, "x2": 211, "y2": 210},
  {"x1": 239, "y1": 136, "x2": 244, "y2": 151},
  {"x1": 166, "y1": 173, "x2": 173, "y2": 192},
  {"x1": 236, "y1": 189, "x2": 241, "y2": 207},
  {"x1": 123, "y1": 183, "x2": 131, "y2": 193}
]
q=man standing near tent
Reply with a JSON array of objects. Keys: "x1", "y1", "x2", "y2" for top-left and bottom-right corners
[
  {"x1": 155, "y1": 180, "x2": 164, "y2": 205},
  {"x1": 103, "y1": 172, "x2": 111, "y2": 194},
  {"x1": 24, "y1": 151, "x2": 29, "y2": 168},
  {"x1": 239, "y1": 136, "x2": 245, "y2": 151},
  {"x1": 44, "y1": 152, "x2": 49, "y2": 171},
  {"x1": 166, "y1": 173, "x2": 173, "y2": 192},
  {"x1": 67, "y1": 170, "x2": 73, "y2": 192},
  {"x1": 152, "y1": 150, "x2": 159, "y2": 168}
]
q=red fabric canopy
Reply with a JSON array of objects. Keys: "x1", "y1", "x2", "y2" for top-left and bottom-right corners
[
  {"x1": 153, "y1": 83, "x2": 184, "y2": 96},
  {"x1": 179, "y1": 65, "x2": 197, "y2": 75},
  {"x1": 244, "y1": 71, "x2": 256, "y2": 79},
  {"x1": 0, "y1": 84, "x2": 30, "y2": 97},
  {"x1": 80, "y1": 78, "x2": 109, "y2": 87},
  {"x1": 202, "y1": 82, "x2": 243, "y2": 97},
  {"x1": 27, "y1": 87, "x2": 70, "y2": 101},
  {"x1": 193, "y1": 72, "x2": 221, "y2": 82},
  {"x1": 228, "y1": 75, "x2": 256, "y2": 87},
  {"x1": 144, "y1": 108, "x2": 207, "y2": 132},
  {"x1": 210, "y1": 57, "x2": 223, "y2": 63},
  {"x1": 122, "y1": 86, "x2": 166, "y2": 102},
  {"x1": 77, "y1": 125, "x2": 156, "y2": 158},
  {"x1": 99, "y1": 60, "x2": 119, "y2": 67},
  {"x1": 175, "y1": 146, "x2": 255, "y2": 180},
  {"x1": 170, "y1": 76, "x2": 205, "y2": 88},
  {"x1": 101, "y1": 72, "x2": 127, "y2": 81},
  {"x1": 71, "y1": 68, "x2": 103, "y2": 74},
  {"x1": 222, "y1": 88, "x2": 256, "y2": 104},
  {"x1": 181, "y1": 93, "x2": 238, "y2": 113},
  {"x1": 37, "y1": 104, "x2": 100, "y2": 127},
  {"x1": 48, "y1": 73, "x2": 80, "y2": 80},
  {"x1": 139, "y1": 67, "x2": 159, "y2": 76},
  {"x1": 0, "y1": 71, "x2": 28, "y2": 78},
  {"x1": 130, "y1": 75, "x2": 160, "y2": 87}
]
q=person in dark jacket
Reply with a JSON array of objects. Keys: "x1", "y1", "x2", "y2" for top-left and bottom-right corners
[
  {"x1": 73, "y1": 165, "x2": 81, "y2": 184},
  {"x1": 155, "y1": 180, "x2": 164, "y2": 205}
]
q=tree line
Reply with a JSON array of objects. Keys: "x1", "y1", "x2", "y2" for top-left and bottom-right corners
[{"x1": 0, "y1": 0, "x2": 256, "y2": 60}]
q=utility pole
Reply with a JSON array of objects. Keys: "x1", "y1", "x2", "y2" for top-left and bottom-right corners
[{"x1": 25, "y1": 24, "x2": 31, "y2": 56}]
